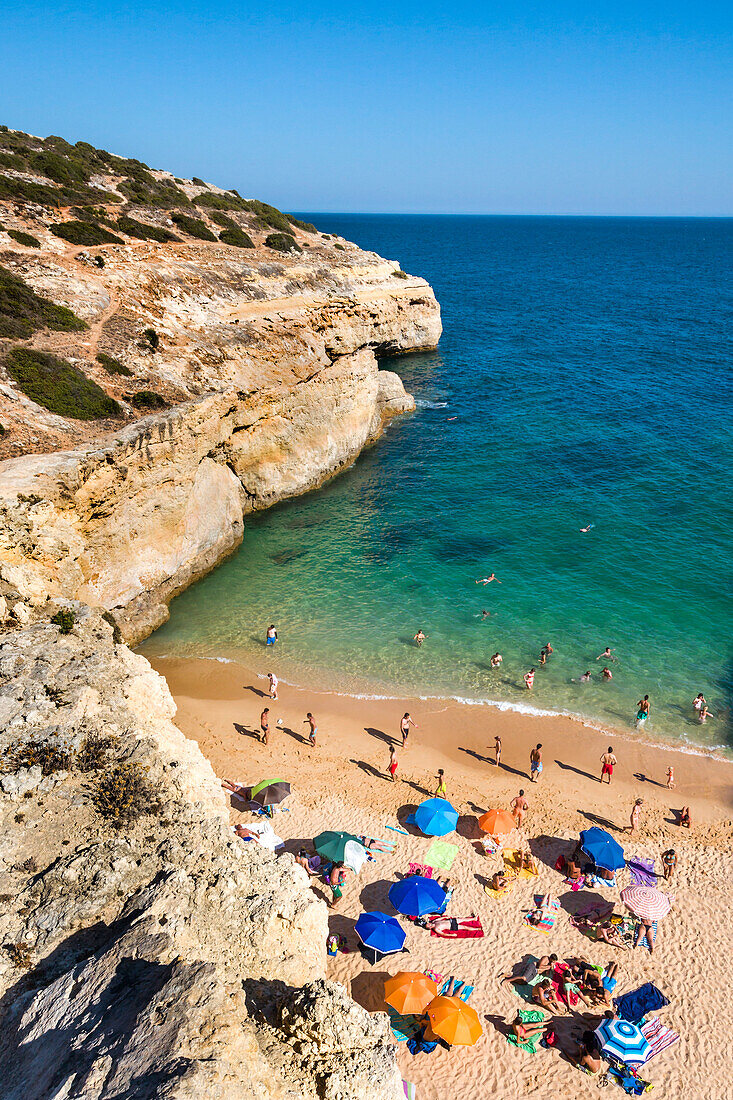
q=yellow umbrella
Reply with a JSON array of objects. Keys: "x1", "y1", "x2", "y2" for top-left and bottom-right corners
[
  {"x1": 478, "y1": 808, "x2": 516, "y2": 835},
  {"x1": 384, "y1": 971, "x2": 438, "y2": 1014},
  {"x1": 426, "y1": 995, "x2": 483, "y2": 1046}
]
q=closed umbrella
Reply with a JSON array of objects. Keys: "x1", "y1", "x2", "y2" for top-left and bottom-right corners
[
  {"x1": 580, "y1": 827, "x2": 625, "y2": 872},
  {"x1": 384, "y1": 972, "x2": 438, "y2": 1014},
  {"x1": 355, "y1": 911, "x2": 406, "y2": 954},
  {"x1": 595, "y1": 1018, "x2": 651, "y2": 1065},
  {"x1": 620, "y1": 885, "x2": 672, "y2": 922},
  {"x1": 314, "y1": 830, "x2": 368, "y2": 872},
  {"x1": 478, "y1": 808, "x2": 515, "y2": 835},
  {"x1": 249, "y1": 778, "x2": 291, "y2": 807},
  {"x1": 389, "y1": 876, "x2": 447, "y2": 917},
  {"x1": 426, "y1": 996, "x2": 482, "y2": 1046},
  {"x1": 414, "y1": 797, "x2": 459, "y2": 836}
]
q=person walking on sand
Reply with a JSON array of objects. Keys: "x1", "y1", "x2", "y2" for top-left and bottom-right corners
[
  {"x1": 529, "y1": 743, "x2": 543, "y2": 782},
  {"x1": 304, "y1": 712, "x2": 317, "y2": 746},
  {"x1": 524, "y1": 667, "x2": 535, "y2": 691},
  {"x1": 494, "y1": 735, "x2": 502, "y2": 767},
  {"x1": 510, "y1": 789, "x2": 528, "y2": 827},
  {"x1": 666, "y1": 765, "x2": 675, "y2": 789},
  {"x1": 630, "y1": 798, "x2": 643, "y2": 833},
  {"x1": 266, "y1": 624, "x2": 278, "y2": 647},
  {"x1": 600, "y1": 747, "x2": 617, "y2": 784},
  {"x1": 490, "y1": 652, "x2": 503, "y2": 668},
  {"x1": 635, "y1": 695, "x2": 650, "y2": 728},
  {"x1": 435, "y1": 769, "x2": 447, "y2": 796},
  {"x1": 400, "y1": 712, "x2": 417, "y2": 749},
  {"x1": 388, "y1": 745, "x2": 399, "y2": 782},
  {"x1": 413, "y1": 629, "x2": 427, "y2": 647},
  {"x1": 260, "y1": 707, "x2": 270, "y2": 745},
  {"x1": 267, "y1": 672, "x2": 278, "y2": 700}
]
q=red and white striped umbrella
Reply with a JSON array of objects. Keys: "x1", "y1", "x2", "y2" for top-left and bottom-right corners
[{"x1": 620, "y1": 885, "x2": 671, "y2": 921}]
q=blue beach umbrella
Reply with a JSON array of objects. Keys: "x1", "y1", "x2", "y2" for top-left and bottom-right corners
[
  {"x1": 355, "y1": 911, "x2": 406, "y2": 954},
  {"x1": 414, "y1": 797, "x2": 459, "y2": 836},
  {"x1": 389, "y1": 875, "x2": 447, "y2": 917},
  {"x1": 579, "y1": 827, "x2": 625, "y2": 872},
  {"x1": 595, "y1": 1018, "x2": 650, "y2": 1065}
]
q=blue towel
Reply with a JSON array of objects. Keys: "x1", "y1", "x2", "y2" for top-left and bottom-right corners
[{"x1": 613, "y1": 982, "x2": 669, "y2": 1023}]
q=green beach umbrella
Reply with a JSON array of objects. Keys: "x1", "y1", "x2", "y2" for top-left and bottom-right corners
[
  {"x1": 314, "y1": 830, "x2": 368, "y2": 871},
  {"x1": 250, "y1": 778, "x2": 291, "y2": 807}
]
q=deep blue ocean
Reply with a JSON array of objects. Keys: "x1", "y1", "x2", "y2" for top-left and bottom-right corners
[{"x1": 143, "y1": 216, "x2": 733, "y2": 753}]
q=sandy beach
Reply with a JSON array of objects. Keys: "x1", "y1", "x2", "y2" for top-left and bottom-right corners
[{"x1": 152, "y1": 654, "x2": 733, "y2": 1099}]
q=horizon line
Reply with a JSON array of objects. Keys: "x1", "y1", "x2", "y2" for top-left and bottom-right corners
[{"x1": 292, "y1": 211, "x2": 733, "y2": 219}]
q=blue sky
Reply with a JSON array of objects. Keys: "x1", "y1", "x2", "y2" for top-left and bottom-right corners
[{"x1": 2, "y1": 1, "x2": 731, "y2": 214}]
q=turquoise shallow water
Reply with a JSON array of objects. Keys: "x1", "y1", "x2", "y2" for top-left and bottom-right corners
[{"x1": 142, "y1": 216, "x2": 733, "y2": 754}]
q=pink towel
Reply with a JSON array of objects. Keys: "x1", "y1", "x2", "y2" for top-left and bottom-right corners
[
  {"x1": 640, "y1": 1016, "x2": 679, "y2": 1061},
  {"x1": 408, "y1": 863, "x2": 434, "y2": 878}
]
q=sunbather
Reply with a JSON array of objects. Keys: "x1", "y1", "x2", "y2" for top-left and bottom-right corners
[
  {"x1": 520, "y1": 849, "x2": 539, "y2": 874},
  {"x1": 634, "y1": 917, "x2": 656, "y2": 953},
  {"x1": 294, "y1": 848, "x2": 317, "y2": 876},
  {"x1": 490, "y1": 870, "x2": 510, "y2": 892},
  {"x1": 418, "y1": 913, "x2": 477, "y2": 933},
  {"x1": 499, "y1": 954, "x2": 558, "y2": 987},
  {"x1": 596, "y1": 919, "x2": 629, "y2": 949},
  {"x1": 559, "y1": 965, "x2": 592, "y2": 1008},
  {"x1": 574, "y1": 1029, "x2": 603, "y2": 1074},
  {"x1": 532, "y1": 978, "x2": 565, "y2": 1012},
  {"x1": 221, "y1": 779, "x2": 251, "y2": 800},
  {"x1": 510, "y1": 1012, "x2": 546, "y2": 1042}
]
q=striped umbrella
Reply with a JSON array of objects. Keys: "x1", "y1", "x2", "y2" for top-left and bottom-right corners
[
  {"x1": 249, "y1": 778, "x2": 291, "y2": 807},
  {"x1": 595, "y1": 1018, "x2": 651, "y2": 1065},
  {"x1": 620, "y1": 885, "x2": 672, "y2": 921}
]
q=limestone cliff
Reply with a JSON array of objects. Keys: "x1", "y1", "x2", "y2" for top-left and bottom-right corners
[{"x1": 0, "y1": 128, "x2": 439, "y2": 1098}]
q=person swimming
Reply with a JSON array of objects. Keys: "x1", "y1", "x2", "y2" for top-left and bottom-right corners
[
  {"x1": 580, "y1": 524, "x2": 595, "y2": 533},
  {"x1": 476, "y1": 573, "x2": 501, "y2": 584},
  {"x1": 490, "y1": 652, "x2": 503, "y2": 668}
]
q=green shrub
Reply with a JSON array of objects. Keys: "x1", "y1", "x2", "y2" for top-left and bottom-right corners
[
  {"x1": 265, "y1": 232, "x2": 301, "y2": 253},
  {"x1": 288, "y1": 215, "x2": 316, "y2": 232},
  {"x1": 170, "y1": 213, "x2": 216, "y2": 241},
  {"x1": 90, "y1": 761, "x2": 163, "y2": 824},
  {"x1": 29, "y1": 150, "x2": 90, "y2": 186},
  {"x1": 334, "y1": 243, "x2": 345, "y2": 251},
  {"x1": 243, "y1": 199, "x2": 292, "y2": 233},
  {"x1": 116, "y1": 215, "x2": 178, "y2": 243},
  {"x1": 191, "y1": 176, "x2": 205, "y2": 186},
  {"x1": 118, "y1": 175, "x2": 190, "y2": 209},
  {"x1": 392, "y1": 270, "x2": 408, "y2": 279},
  {"x1": 128, "y1": 389, "x2": 167, "y2": 409},
  {"x1": 50, "y1": 221, "x2": 123, "y2": 246},
  {"x1": 142, "y1": 328, "x2": 159, "y2": 350},
  {"x1": 0, "y1": 265, "x2": 87, "y2": 339},
  {"x1": 96, "y1": 351, "x2": 132, "y2": 377},
  {"x1": 0, "y1": 173, "x2": 120, "y2": 208},
  {"x1": 3, "y1": 348, "x2": 121, "y2": 419},
  {"x1": 76, "y1": 732, "x2": 114, "y2": 772},
  {"x1": 321, "y1": 233, "x2": 331, "y2": 240},
  {"x1": 219, "y1": 226, "x2": 254, "y2": 248},
  {"x1": 193, "y1": 191, "x2": 248, "y2": 212},
  {"x1": 51, "y1": 608, "x2": 76, "y2": 633},
  {"x1": 3, "y1": 736, "x2": 73, "y2": 775},
  {"x1": 7, "y1": 229, "x2": 40, "y2": 248}
]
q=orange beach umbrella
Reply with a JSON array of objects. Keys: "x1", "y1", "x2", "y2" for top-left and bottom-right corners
[
  {"x1": 426, "y1": 996, "x2": 483, "y2": 1046},
  {"x1": 478, "y1": 808, "x2": 515, "y2": 835},
  {"x1": 384, "y1": 971, "x2": 438, "y2": 1014}
]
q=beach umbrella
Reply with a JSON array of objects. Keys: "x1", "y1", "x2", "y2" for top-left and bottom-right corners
[
  {"x1": 478, "y1": 808, "x2": 515, "y2": 835},
  {"x1": 415, "y1": 797, "x2": 459, "y2": 836},
  {"x1": 249, "y1": 778, "x2": 291, "y2": 807},
  {"x1": 595, "y1": 1018, "x2": 650, "y2": 1065},
  {"x1": 355, "y1": 911, "x2": 406, "y2": 954},
  {"x1": 314, "y1": 830, "x2": 368, "y2": 872},
  {"x1": 426, "y1": 996, "x2": 482, "y2": 1046},
  {"x1": 620, "y1": 885, "x2": 672, "y2": 922},
  {"x1": 384, "y1": 971, "x2": 438, "y2": 1014},
  {"x1": 579, "y1": 827, "x2": 625, "y2": 872},
  {"x1": 389, "y1": 875, "x2": 447, "y2": 917}
]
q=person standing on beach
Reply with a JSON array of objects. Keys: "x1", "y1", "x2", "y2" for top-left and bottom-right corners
[
  {"x1": 524, "y1": 668, "x2": 535, "y2": 690},
  {"x1": 266, "y1": 624, "x2": 278, "y2": 647},
  {"x1": 600, "y1": 747, "x2": 617, "y2": 783},
  {"x1": 491, "y1": 652, "x2": 503, "y2": 668},
  {"x1": 662, "y1": 849, "x2": 677, "y2": 881},
  {"x1": 388, "y1": 745, "x2": 399, "y2": 781},
  {"x1": 529, "y1": 744, "x2": 543, "y2": 782},
  {"x1": 400, "y1": 712, "x2": 417, "y2": 749},
  {"x1": 666, "y1": 766, "x2": 675, "y2": 789},
  {"x1": 267, "y1": 672, "x2": 278, "y2": 700},
  {"x1": 494, "y1": 735, "x2": 502, "y2": 767},
  {"x1": 635, "y1": 695, "x2": 650, "y2": 727},
  {"x1": 435, "y1": 769, "x2": 447, "y2": 796},
  {"x1": 510, "y1": 789, "x2": 528, "y2": 827},
  {"x1": 413, "y1": 629, "x2": 427, "y2": 647},
  {"x1": 630, "y1": 798, "x2": 643, "y2": 833},
  {"x1": 304, "y1": 712, "x2": 317, "y2": 746},
  {"x1": 260, "y1": 707, "x2": 270, "y2": 745}
]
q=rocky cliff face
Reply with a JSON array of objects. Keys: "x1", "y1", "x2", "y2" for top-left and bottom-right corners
[{"x1": 0, "y1": 129, "x2": 439, "y2": 1097}]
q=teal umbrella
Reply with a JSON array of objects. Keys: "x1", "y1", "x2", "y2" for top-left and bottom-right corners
[{"x1": 314, "y1": 830, "x2": 367, "y2": 869}]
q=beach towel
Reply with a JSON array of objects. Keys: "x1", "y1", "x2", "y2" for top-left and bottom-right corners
[
  {"x1": 481, "y1": 836, "x2": 499, "y2": 856},
  {"x1": 483, "y1": 874, "x2": 517, "y2": 898},
  {"x1": 408, "y1": 863, "x2": 435, "y2": 878},
  {"x1": 585, "y1": 871, "x2": 617, "y2": 889},
  {"x1": 635, "y1": 919, "x2": 658, "y2": 951},
  {"x1": 438, "y1": 976, "x2": 474, "y2": 1001},
  {"x1": 402, "y1": 1083, "x2": 417, "y2": 1100},
  {"x1": 388, "y1": 1008, "x2": 421, "y2": 1041},
  {"x1": 361, "y1": 835, "x2": 397, "y2": 853},
  {"x1": 504, "y1": 848, "x2": 539, "y2": 878},
  {"x1": 640, "y1": 1016, "x2": 679, "y2": 1061},
  {"x1": 614, "y1": 982, "x2": 670, "y2": 1023},
  {"x1": 524, "y1": 898, "x2": 560, "y2": 935},
  {"x1": 424, "y1": 968, "x2": 444, "y2": 985},
  {"x1": 627, "y1": 857, "x2": 657, "y2": 887},
  {"x1": 506, "y1": 1009, "x2": 546, "y2": 1053},
  {"x1": 425, "y1": 839, "x2": 458, "y2": 871},
  {"x1": 429, "y1": 917, "x2": 484, "y2": 939}
]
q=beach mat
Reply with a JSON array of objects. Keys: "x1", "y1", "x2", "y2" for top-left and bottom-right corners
[
  {"x1": 506, "y1": 1009, "x2": 546, "y2": 1053},
  {"x1": 402, "y1": 1083, "x2": 417, "y2": 1100},
  {"x1": 483, "y1": 874, "x2": 518, "y2": 898},
  {"x1": 425, "y1": 839, "x2": 458, "y2": 871},
  {"x1": 504, "y1": 848, "x2": 539, "y2": 878},
  {"x1": 438, "y1": 977, "x2": 474, "y2": 1001},
  {"x1": 641, "y1": 1016, "x2": 679, "y2": 1061},
  {"x1": 388, "y1": 1007, "x2": 420, "y2": 1042},
  {"x1": 430, "y1": 917, "x2": 484, "y2": 939}
]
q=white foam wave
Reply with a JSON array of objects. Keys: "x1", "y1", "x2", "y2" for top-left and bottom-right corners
[{"x1": 414, "y1": 399, "x2": 448, "y2": 409}]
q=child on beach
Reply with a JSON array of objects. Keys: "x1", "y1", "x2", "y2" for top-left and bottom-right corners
[
  {"x1": 304, "y1": 712, "x2": 317, "y2": 746},
  {"x1": 629, "y1": 798, "x2": 643, "y2": 833},
  {"x1": 267, "y1": 672, "x2": 278, "y2": 700},
  {"x1": 388, "y1": 745, "x2": 399, "y2": 782},
  {"x1": 666, "y1": 765, "x2": 675, "y2": 789},
  {"x1": 435, "y1": 769, "x2": 447, "y2": 796}
]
